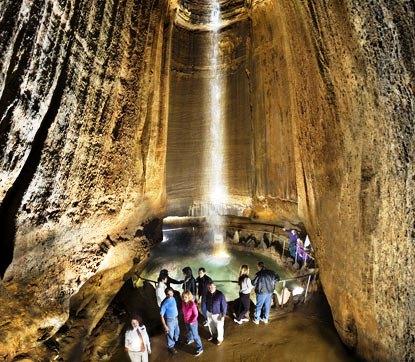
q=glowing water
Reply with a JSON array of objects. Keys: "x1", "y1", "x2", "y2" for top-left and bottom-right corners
[{"x1": 142, "y1": 230, "x2": 292, "y2": 300}]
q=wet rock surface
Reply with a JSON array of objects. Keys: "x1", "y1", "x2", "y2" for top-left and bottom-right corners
[
  {"x1": 0, "y1": 0, "x2": 169, "y2": 358},
  {"x1": 0, "y1": 0, "x2": 414, "y2": 361}
]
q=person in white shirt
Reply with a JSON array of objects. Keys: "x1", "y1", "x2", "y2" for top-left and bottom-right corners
[
  {"x1": 156, "y1": 276, "x2": 168, "y2": 307},
  {"x1": 125, "y1": 316, "x2": 151, "y2": 362},
  {"x1": 234, "y1": 264, "x2": 253, "y2": 324}
]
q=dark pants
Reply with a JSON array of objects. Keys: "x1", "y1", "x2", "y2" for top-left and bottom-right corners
[
  {"x1": 200, "y1": 296, "x2": 207, "y2": 320},
  {"x1": 236, "y1": 293, "x2": 250, "y2": 321}
]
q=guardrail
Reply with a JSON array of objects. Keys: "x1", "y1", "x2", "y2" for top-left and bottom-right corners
[
  {"x1": 133, "y1": 270, "x2": 318, "y2": 305},
  {"x1": 163, "y1": 225, "x2": 315, "y2": 267}
]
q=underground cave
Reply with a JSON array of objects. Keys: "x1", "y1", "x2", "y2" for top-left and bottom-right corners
[{"x1": 0, "y1": 0, "x2": 414, "y2": 361}]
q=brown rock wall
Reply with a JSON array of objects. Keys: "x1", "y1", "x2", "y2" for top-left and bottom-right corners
[
  {"x1": 0, "y1": 0, "x2": 170, "y2": 357},
  {"x1": 249, "y1": 0, "x2": 414, "y2": 360},
  {"x1": 0, "y1": 0, "x2": 413, "y2": 360}
]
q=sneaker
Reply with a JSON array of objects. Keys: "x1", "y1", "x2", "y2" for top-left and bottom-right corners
[
  {"x1": 253, "y1": 319, "x2": 259, "y2": 325},
  {"x1": 233, "y1": 318, "x2": 243, "y2": 325},
  {"x1": 261, "y1": 318, "x2": 269, "y2": 324},
  {"x1": 186, "y1": 340, "x2": 194, "y2": 345},
  {"x1": 195, "y1": 350, "x2": 204, "y2": 357},
  {"x1": 241, "y1": 318, "x2": 249, "y2": 322},
  {"x1": 208, "y1": 336, "x2": 214, "y2": 341},
  {"x1": 169, "y1": 348, "x2": 178, "y2": 354},
  {"x1": 217, "y1": 340, "x2": 223, "y2": 346}
]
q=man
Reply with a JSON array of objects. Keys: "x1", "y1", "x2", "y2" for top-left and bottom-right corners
[
  {"x1": 160, "y1": 287, "x2": 180, "y2": 354},
  {"x1": 205, "y1": 282, "x2": 227, "y2": 345},
  {"x1": 159, "y1": 269, "x2": 182, "y2": 289},
  {"x1": 124, "y1": 316, "x2": 151, "y2": 362},
  {"x1": 252, "y1": 261, "x2": 279, "y2": 324},
  {"x1": 196, "y1": 267, "x2": 212, "y2": 326}
]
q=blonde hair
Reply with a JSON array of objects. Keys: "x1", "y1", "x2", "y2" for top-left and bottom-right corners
[
  {"x1": 181, "y1": 290, "x2": 194, "y2": 302},
  {"x1": 239, "y1": 264, "x2": 249, "y2": 276}
]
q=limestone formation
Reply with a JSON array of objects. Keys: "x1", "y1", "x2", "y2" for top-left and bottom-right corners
[{"x1": 0, "y1": 0, "x2": 413, "y2": 360}]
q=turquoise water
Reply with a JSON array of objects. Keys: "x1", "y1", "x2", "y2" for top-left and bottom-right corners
[{"x1": 140, "y1": 228, "x2": 294, "y2": 300}]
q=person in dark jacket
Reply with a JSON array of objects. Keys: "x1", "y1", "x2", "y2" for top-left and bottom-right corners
[
  {"x1": 252, "y1": 261, "x2": 279, "y2": 324},
  {"x1": 159, "y1": 269, "x2": 182, "y2": 289},
  {"x1": 205, "y1": 282, "x2": 227, "y2": 345},
  {"x1": 182, "y1": 267, "x2": 197, "y2": 296},
  {"x1": 196, "y1": 267, "x2": 212, "y2": 325}
]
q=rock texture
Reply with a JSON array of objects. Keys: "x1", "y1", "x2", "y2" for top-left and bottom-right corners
[
  {"x1": 0, "y1": 0, "x2": 414, "y2": 361},
  {"x1": 0, "y1": 0, "x2": 170, "y2": 358},
  {"x1": 249, "y1": 1, "x2": 415, "y2": 360},
  {"x1": 166, "y1": 19, "x2": 254, "y2": 214},
  {"x1": 167, "y1": 1, "x2": 414, "y2": 359}
]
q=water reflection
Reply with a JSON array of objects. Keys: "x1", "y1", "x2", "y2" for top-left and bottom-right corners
[{"x1": 141, "y1": 228, "x2": 293, "y2": 300}]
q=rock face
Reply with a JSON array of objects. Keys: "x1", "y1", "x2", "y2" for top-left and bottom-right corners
[
  {"x1": 0, "y1": 0, "x2": 414, "y2": 360},
  {"x1": 0, "y1": 0, "x2": 170, "y2": 357},
  {"x1": 248, "y1": 2, "x2": 414, "y2": 360}
]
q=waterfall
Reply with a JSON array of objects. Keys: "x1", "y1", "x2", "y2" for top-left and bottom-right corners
[{"x1": 204, "y1": 1, "x2": 227, "y2": 252}]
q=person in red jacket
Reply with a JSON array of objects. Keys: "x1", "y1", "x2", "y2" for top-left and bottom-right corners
[{"x1": 181, "y1": 290, "x2": 204, "y2": 356}]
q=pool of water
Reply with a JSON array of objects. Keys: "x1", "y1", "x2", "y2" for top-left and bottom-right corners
[{"x1": 140, "y1": 228, "x2": 296, "y2": 300}]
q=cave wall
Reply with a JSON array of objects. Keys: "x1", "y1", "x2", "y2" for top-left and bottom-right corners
[
  {"x1": 249, "y1": 0, "x2": 414, "y2": 360},
  {"x1": 0, "y1": 0, "x2": 171, "y2": 357},
  {"x1": 0, "y1": 0, "x2": 413, "y2": 360},
  {"x1": 166, "y1": 19, "x2": 254, "y2": 214}
]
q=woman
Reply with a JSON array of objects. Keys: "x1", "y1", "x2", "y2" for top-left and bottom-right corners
[
  {"x1": 125, "y1": 315, "x2": 151, "y2": 362},
  {"x1": 181, "y1": 290, "x2": 203, "y2": 356},
  {"x1": 156, "y1": 275, "x2": 168, "y2": 307},
  {"x1": 234, "y1": 264, "x2": 253, "y2": 324},
  {"x1": 182, "y1": 266, "x2": 197, "y2": 296}
]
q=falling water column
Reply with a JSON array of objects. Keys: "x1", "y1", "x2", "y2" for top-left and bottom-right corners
[{"x1": 205, "y1": 2, "x2": 228, "y2": 256}]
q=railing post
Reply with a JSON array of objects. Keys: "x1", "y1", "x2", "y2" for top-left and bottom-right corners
[
  {"x1": 304, "y1": 275, "x2": 311, "y2": 302},
  {"x1": 282, "y1": 239, "x2": 285, "y2": 257},
  {"x1": 280, "y1": 280, "x2": 286, "y2": 307},
  {"x1": 294, "y1": 245, "x2": 298, "y2": 265}
]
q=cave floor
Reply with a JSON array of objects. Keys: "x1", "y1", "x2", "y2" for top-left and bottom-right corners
[{"x1": 109, "y1": 288, "x2": 358, "y2": 362}]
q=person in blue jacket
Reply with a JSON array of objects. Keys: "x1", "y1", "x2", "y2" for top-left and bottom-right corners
[{"x1": 205, "y1": 282, "x2": 227, "y2": 345}]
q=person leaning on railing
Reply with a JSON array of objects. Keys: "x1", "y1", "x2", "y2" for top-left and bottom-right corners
[
  {"x1": 233, "y1": 264, "x2": 253, "y2": 324},
  {"x1": 252, "y1": 261, "x2": 279, "y2": 325},
  {"x1": 158, "y1": 269, "x2": 182, "y2": 289},
  {"x1": 196, "y1": 267, "x2": 212, "y2": 327}
]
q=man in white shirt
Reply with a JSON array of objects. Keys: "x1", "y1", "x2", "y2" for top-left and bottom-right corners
[
  {"x1": 156, "y1": 275, "x2": 168, "y2": 307},
  {"x1": 125, "y1": 317, "x2": 151, "y2": 362}
]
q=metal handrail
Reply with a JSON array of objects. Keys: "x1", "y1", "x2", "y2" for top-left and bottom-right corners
[
  {"x1": 226, "y1": 226, "x2": 315, "y2": 263},
  {"x1": 162, "y1": 224, "x2": 315, "y2": 262},
  {"x1": 135, "y1": 271, "x2": 316, "y2": 285},
  {"x1": 134, "y1": 271, "x2": 317, "y2": 304}
]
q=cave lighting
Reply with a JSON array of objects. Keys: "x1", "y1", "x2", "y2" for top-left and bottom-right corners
[{"x1": 292, "y1": 286, "x2": 305, "y2": 296}]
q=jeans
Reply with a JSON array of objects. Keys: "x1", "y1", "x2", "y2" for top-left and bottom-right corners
[
  {"x1": 165, "y1": 317, "x2": 180, "y2": 349},
  {"x1": 207, "y1": 311, "x2": 224, "y2": 342},
  {"x1": 127, "y1": 351, "x2": 148, "y2": 362},
  {"x1": 186, "y1": 322, "x2": 203, "y2": 352},
  {"x1": 255, "y1": 293, "x2": 272, "y2": 321},
  {"x1": 236, "y1": 293, "x2": 250, "y2": 321}
]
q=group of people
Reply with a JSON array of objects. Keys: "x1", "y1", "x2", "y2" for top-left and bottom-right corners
[
  {"x1": 124, "y1": 261, "x2": 279, "y2": 361},
  {"x1": 284, "y1": 228, "x2": 312, "y2": 264}
]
